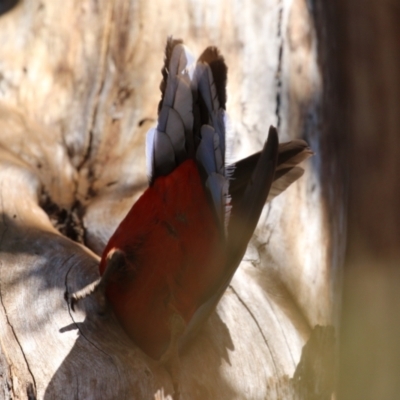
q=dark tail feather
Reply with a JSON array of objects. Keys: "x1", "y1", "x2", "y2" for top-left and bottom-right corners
[
  {"x1": 180, "y1": 126, "x2": 279, "y2": 351},
  {"x1": 197, "y1": 46, "x2": 227, "y2": 110},
  {"x1": 226, "y1": 126, "x2": 279, "y2": 261},
  {"x1": 229, "y1": 136, "x2": 313, "y2": 207},
  {"x1": 193, "y1": 46, "x2": 227, "y2": 157}
]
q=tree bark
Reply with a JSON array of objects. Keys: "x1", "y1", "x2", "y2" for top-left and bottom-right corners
[{"x1": 0, "y1": 0, "x2": 338, "y2": 399}]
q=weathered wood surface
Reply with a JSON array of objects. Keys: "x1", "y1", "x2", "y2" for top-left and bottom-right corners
[{"x1": 0, "y1": 0, "x2": 337, "y2": 399}]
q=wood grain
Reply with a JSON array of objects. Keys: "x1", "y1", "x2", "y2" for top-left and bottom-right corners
[{"x1": 0, "y1": 0, "x2": 337, "y2": 398}]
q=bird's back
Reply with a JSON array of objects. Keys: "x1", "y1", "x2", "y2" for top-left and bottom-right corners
[{"x1": 100, "y1": 159, "x2": 226, "y2": 358}]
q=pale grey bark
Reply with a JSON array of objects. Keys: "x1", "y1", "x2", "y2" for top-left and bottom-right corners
[{"x1": 0, "y1": 0, "x2": 337, "y2": 399}]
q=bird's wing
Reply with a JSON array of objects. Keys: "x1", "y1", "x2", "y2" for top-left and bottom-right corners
[
  {"x1": 180, "y1": 127, "x2": 279, "y2": 351},
  {"x1": 146, "y1": 38, "x2": 195, "y2": 182},
  {"x1": 147, "y1": 39, "x2": 230, "y2": 231},
  {"x1": 193, "y1": 46, "x2": 230, "y2": 230}
]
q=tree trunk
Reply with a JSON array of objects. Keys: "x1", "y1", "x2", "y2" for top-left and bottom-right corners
[
  {"x1": 324, "y1": 1, "x2": 400, "y2": 399},
  {"x1": 0, "y1": 1, "x2": 338, "y2": 399}
]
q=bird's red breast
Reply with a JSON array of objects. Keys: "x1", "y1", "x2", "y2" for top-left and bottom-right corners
[{"x1": 99, "y1": 159, "x2": 225, "y2": 359}]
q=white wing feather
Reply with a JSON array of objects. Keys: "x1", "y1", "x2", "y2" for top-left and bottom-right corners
[{"x1": 148, "y1": 42, "x2": 195, "y2": 179}]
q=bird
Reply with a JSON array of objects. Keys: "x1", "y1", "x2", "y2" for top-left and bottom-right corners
[{"x1": 69, "y1": 37, "x2": 312, "y2": 380}]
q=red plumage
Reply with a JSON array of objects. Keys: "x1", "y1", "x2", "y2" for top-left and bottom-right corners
[{"x1": 99, "y1": 160, "x2": 225, "y2": 359}]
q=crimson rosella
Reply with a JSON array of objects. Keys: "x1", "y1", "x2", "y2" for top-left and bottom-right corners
[{"x1": 70, "y1": 38, "x2": 312, "y2": 365}]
